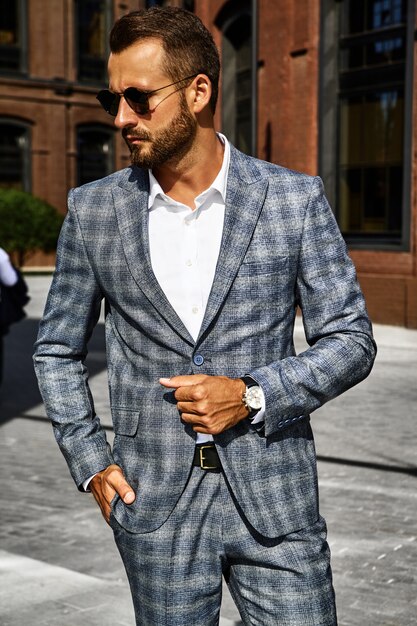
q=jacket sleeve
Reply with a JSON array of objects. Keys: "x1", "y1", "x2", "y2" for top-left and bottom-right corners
[
  {"x1": 249, "y1": 177, "x2": 377, "y2": 437},
  {"x1": 33, "y1": 190, "x2": 114, "y2": 488}
]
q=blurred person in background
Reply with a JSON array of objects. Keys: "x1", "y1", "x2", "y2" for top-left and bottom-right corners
[{"x1": 0, "y1": 246, "x2": 19, "y2": 385}]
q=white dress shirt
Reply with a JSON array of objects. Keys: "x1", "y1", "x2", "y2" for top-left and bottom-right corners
[
  {"x1": 83, "y1": 134, "x2": 264, "y2": 489},
  {"x1": 148, "y1": 134, "x2": 264, "y2": 443},
  {"x1": 148, "y1": 136, "x2": 228, "y2": 345}
]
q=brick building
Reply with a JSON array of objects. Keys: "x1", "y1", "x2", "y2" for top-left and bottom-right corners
[{"x1": 0, "y1": 0, "x2": 416, "y2": 326}]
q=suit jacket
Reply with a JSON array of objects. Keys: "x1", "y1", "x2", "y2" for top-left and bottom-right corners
[{"x1": 34, "y1": 144, "x2": 376, "y2": 538}]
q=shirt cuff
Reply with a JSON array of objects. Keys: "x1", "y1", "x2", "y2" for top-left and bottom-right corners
[{"x1": 82, "y1": 473, "x2": 98, "y2": 492}]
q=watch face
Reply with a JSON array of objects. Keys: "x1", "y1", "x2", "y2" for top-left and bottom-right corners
[{"x1": 246, "y1": 386, "x2": 263, "y2": 410}]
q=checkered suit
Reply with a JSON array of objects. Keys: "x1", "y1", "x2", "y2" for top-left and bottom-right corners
[{"x1": 34, "y1": 144, "x2": 376, "y2": 540}]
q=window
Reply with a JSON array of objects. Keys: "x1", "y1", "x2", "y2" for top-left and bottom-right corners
[
  {"x1": 0, "y1": 0, "x2": 27, "y2": 74},
  {"x1": 145, "y1": 1, "x2": 170, "y2": 6},
  {"x1": 76, "y1": 0, "x2": 111, "y2": 83},
  {"x1": 320, "y1": 0, "x2": 414, "y2": 248},
  {"x1": 216, "y1": 1, "x2": 255, "y2": 155},
  {"x1": 145, "y1": 1, "x2": 194, "y2": 9},
  {"x1": 77, "y1": 125, "x2": 114, "y2": 186},
  {"x1": 0, "y1": 121, "x2": 30, "y2": 191}
]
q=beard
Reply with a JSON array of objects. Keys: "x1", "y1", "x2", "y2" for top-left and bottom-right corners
[{"x1": 123, "y1": 96, "x2": 197, "y2": 170}]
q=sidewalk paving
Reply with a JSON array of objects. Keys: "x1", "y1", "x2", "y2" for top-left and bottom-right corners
[{"x1": 1, "y1": 275, "x2": 416, "y2": 625}]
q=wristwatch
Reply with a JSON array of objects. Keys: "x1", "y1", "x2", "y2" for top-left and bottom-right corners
[{"x1": 240, "y1": 376, "x2": 263, "y2": 420}]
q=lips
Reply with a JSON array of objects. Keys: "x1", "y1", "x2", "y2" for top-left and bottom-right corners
[{"x1": 123, "y1": 129, "x2": 151, "y2": 143}]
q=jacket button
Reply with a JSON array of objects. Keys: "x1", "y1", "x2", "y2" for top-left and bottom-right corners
[{"x1": 193, "y1": 354, "x2": 204, "y2": 366}]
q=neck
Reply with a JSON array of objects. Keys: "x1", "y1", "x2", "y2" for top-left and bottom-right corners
[{"x1": 152, "y1": 129, "x2": 224, "y2": 209}]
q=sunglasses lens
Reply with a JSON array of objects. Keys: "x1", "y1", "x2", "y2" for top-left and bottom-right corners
[
  {"x1": 96, "y1": 88, "x2": 150, "y2": 115},
  {"x1": 96, "y1": 90, "x2": 120, "y2": 116},
  {"x1": 124, "y1": 88, "x2": 149, "y2": 114}
]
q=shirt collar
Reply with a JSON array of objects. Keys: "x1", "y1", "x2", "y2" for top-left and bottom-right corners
[{"x1": 148, "y1": 132, "x2": 230, "y2": 210}]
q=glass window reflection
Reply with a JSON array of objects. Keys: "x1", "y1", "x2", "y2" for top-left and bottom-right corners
[
  {"x1": 76, "y1": 0, "x2": 111, "y2": 83},
  {"x1": 339, "y1": 89, "x2": 404, "y2": 236},
  {"x1": 367, "y1": 0, "x2": 405, "y2": 30},
  {"x1": 0, "y1": 0, "x2": 26, "y2": 73},
  {"x1": 77, "y1": 126, "x2": 114, "y2": 186},
  {"x1": 222, "y1": 13, "x2": 253, "y2": 155},
  {"x1": 336, "y1": 0, "x2": 408, "y2": 240},
  {"x1": 0, "y1": 123, "x2": 30, "y2": 191}
]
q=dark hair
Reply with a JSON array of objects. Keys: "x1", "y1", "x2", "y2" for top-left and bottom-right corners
[{"x1": 109, "y1": 7, "x2": 220, "y2": 113}]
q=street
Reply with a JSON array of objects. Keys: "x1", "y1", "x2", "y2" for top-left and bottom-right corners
[{"x1": 0, "y1": 275, "x2": 416, "y2": 626}]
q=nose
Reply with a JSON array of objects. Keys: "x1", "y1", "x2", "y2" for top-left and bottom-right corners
[{"x1": 114, "y1": 96, "x2": 138, "y2": 129}]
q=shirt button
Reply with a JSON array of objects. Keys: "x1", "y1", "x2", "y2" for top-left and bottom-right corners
[
  {"x1": 186, "y1": 259, "x2": 192, "y2": 267},
  {"x1": 192, "y1": 306, "x2": 199, "y2": 314},
  {"x1": 193, "y1": 354, "x2": 204, "y2": 366}
]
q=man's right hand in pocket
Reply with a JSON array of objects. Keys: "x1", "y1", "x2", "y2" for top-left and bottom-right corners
[{"x1": 90, "y1": 464, "x2": 135, "y2": 524}]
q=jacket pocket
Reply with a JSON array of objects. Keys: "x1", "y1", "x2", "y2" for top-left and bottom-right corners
[
  {"x1": 111, "y1": 407, "x2": 140, "y2": 436},
  {"x1": 238, "y1": 254, "x2": 289, "y2": 277}
]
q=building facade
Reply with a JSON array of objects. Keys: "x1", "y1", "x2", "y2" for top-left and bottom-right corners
[{"x1": 0, "y1": 0, "x2": 416, "y2": 326}]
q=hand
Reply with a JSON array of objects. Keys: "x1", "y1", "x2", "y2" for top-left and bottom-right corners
[
  {"x1": 159, "y1": 374, "x2": 248, "y2": 435},
  {"x1": 90, "y1": 464, "x2": 135, "y2": 525}
]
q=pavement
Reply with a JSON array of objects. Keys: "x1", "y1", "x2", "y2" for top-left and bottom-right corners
[{"x1": 0, "y1": 274, "x2": 416, "y2": 626}]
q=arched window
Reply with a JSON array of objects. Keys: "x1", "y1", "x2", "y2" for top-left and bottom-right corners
[
  {"x1": 216, "y1": 2, "x2": 254, "y2": 155},
  {"x1": 77, "y1": 125, "x2": 114, "y2": 186},
  {"x1": 0, "y1": 121, "x2": 30, "y2": 190}
]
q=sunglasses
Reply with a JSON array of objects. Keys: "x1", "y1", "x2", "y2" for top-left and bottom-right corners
[{"x1": 96, "y1": 74, "x2": 197, "y2": 116}]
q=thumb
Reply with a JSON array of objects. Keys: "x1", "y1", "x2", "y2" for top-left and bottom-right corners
[
  {"x1": 117, "y1": 479, "x2": 135, "y2": 504},
  {"x1": 107, "y1": 466, "x2": 136, "y2": 504},
  {"x1": 121, "y1": 485, "x2": 135, "y2": 505}
]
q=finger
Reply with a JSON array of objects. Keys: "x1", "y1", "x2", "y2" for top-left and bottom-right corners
[
  {"x1": 179, "y1": 412, "x2": 219, "y2": 433},
  {"x1": 174, "y1": 385, "x2": 206, "y2": 403},
  {"x1": 93, "y1": 465, "x2": 135, "y2": 507},
  {"x1": 175, "y1": 378, "x2": 210, "y2": 401},
  {"x1": 179, "y1": 410, "x2": 203, "y2": 424},
  {"x1": 176, "y1": 400, "x2": 199, "y2": 415},
  {"x1": 105, "y1": 466, "x2": 136, "y2": 504},
  {"x1": 191, "y1": 421, "x2": 219, "y2": 435},
  {"x1": 159, "y1": 374, "x2": 206, "y2": 388},
  {"x1": 90, "y1": 477, "x2": 113, "y2": 523},
  {"x1": 99, "y1": 499, "x2": 111, "y2": 524},
  {"x1": 180, "y1": 412, "x2": 210, "y2": 432}
]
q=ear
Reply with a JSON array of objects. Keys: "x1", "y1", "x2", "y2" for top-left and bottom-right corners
[{"x1": 190, "y1": 74, "x2": 212, "y2": 114}]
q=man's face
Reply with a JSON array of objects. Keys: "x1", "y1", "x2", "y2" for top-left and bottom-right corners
[{"x1": 107, "y1": 40, "x2": 197, "y2": 169}]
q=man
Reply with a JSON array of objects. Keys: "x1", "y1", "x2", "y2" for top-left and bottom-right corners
[{"x1": 34, "y1": 7, "x2": 376, "y2": 625}]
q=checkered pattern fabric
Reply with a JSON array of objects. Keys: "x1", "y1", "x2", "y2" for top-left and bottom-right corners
[
  {"x1": 34, "y1": 144, "x2": 376, "y2": 540},
  {"x1": 110, "y1": 467, "x2": 337, "y2": 625}
]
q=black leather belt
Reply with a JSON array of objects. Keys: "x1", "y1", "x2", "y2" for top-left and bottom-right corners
[{"x1": 193, "y1": 444, "x2": 221, "y2": 471}]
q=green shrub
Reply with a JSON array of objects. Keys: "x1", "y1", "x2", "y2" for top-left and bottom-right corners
[{"x1": 0, "y1": 189, "x2": 64, "y2": 267}]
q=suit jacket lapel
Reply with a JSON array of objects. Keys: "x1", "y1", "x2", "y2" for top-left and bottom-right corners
[
  {"x1": 112, "y1": 167, "x2": 194, "y2": 345},
  {"x1": 198, "y1": 147, "x2": 269, "y2": 340}
]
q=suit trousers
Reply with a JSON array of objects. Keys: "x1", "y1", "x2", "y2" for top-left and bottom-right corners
[{"x1": 110, "y1": 466, "x2": 337, "y2": 626}]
